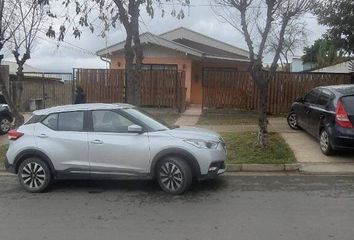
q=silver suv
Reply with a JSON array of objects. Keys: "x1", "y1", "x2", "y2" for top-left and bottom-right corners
[{"x1": 5, "y1": 104, "x2": 226, "y2": 194}]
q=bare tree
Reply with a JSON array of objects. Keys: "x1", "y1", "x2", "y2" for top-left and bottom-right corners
[
  {"x1": 0, "y1": 0, "x2": 38, "y2": 127},
  {"x1": 43, "y1": 0, "x2": 189, "y2": 106},
  {"x1": 8, "y1": 0, "x2": 46, "y2": 126},
  {"x1": 267, "y1": 20, "x2": 309, "y2": 71},
  {"x1": 213, "y1": 0, "x2": 312, "y2": 146}
]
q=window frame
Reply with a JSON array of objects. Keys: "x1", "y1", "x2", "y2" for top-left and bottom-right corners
[
  {"x1": 40, "y1": 111, "x2": 89, "y2": 132},
  {"x1": 317, "y1": 88, "x2": 334, "y2": 107},
  {"x1": 304, "y1": 89, "x2": 321, "y2": 105},
  {"x1": 132, "y1": 64, "x2": 178, "y2": 71},
  {"x1": 88, "y1": 109, "x2": 146, "y2": 133}
]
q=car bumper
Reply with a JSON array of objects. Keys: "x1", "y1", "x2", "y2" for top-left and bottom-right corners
[
  {"x1": 198, "y1": 161, "x2": 226, "y2": 180},
  {"x1": 332, "y1": 126, "x2": 354, "y2": 150},
  {"x1": 4, "y1": 156, "x2": 15, "y2": 173}
]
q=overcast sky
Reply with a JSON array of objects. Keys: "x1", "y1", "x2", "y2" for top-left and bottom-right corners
[{"x1": 3, "y1": 0, "x2": 327, "y2": 73}]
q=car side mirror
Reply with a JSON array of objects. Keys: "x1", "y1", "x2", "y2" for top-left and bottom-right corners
[
  {"x1": 128, "y1": 124, "x2": 144, "y2": 134},
  {"x1": 295, "y1": 97, "x2": 304, "y2": 103}
]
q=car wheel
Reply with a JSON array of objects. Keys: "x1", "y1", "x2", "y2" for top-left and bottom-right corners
[
  {"x1": 287, "y1": 112, "x2": 300, "y2": 130},
  {"x1": 320, "y1": 129, "x2": 334, "y2": 155},
  {"x1": 0, "y1": 116, "x2": 11, "y2": 134},
  {"x1": 18, "y1": 158, "x2": 51, "y2": 193},
  {"x1": 156, "y1": 157, "x2": 192, "y2": 195}
]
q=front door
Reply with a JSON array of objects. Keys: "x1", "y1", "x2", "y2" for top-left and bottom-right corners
[{"x1": 88, "y1": 110, "x2": 150, "y2": 177}]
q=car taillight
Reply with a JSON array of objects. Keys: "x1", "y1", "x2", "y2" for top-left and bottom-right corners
[
  {"x1": 336, "y1": 99, "x2": 353, "y2": 128},
  {"x1": 8, "y1": 129, "x2": 24, "y2": 140}
]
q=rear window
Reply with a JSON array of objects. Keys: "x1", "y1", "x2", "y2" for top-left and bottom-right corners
[
  {"x1": 342, "y1": 96, "x2": 354, "y2": 114},
  {"x1": 58, "y1": 111, "x2": 84, "y2": 131},
  {"x1": 25, "y1": 115, "x2": 45, "y2": 125}
]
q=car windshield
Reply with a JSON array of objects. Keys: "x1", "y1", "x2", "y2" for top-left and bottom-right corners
[{"x1": 122, "y1": 108, "x2": 173, "y2": 132}]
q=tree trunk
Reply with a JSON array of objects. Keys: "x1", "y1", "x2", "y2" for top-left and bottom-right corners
[
  {"x1": 257, "y1": 85, "x2": 269, "y2": 147},
  {"x1": 15, "y1": 64, "x2": 24, "y2": 111},
  {"x1": 131, "y1": 8, "x2": 143, "y2": 107},
  {"x1": 251, "y1": 65, "x2": 269, "y2": 147},
  {"x1": 0, "y1": 65, "x2": 24, "y2": 128},
  {"x1": 124, "y1": 29, "x2": 136, "y2": 105}
]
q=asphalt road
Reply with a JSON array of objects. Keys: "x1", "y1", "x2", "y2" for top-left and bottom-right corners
[{"x1": 1, "y1": 174, "x2": 354, "y2": 240}]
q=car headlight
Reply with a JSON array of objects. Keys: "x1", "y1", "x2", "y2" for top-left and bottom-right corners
[{"x1": 184, "y1": 139, "x2": 219, "y2": 149}]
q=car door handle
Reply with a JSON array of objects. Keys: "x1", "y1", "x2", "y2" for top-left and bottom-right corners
[
  {"x1": 91, "y1": 139, "x2": 104, "y2": 145},
  {"x1": 37, "y1": 134, "x2": 48, "y2": 138}
]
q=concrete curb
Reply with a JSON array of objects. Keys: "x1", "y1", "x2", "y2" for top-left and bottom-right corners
[
  {"x1": 2, "y1": 163, "x2": 354, "y2": 175},
  {"x1": 226, "y1": 163, "x2": 301, "y2": 172}
]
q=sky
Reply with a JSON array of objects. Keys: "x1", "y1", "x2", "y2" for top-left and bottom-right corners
[{"x1": 3, "y1": 0, "x2": 328, "y2": 73}]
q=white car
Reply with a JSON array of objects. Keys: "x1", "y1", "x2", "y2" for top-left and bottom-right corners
[{"x1": 5, "y1": 103, "x2": 226, "y2": 194}]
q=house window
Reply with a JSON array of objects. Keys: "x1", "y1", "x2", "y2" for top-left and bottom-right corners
[{"x1": 133, "y1": 64, "x2": 178, "y2": 71}]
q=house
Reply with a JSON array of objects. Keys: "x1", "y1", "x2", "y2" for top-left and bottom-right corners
[
  {"x1": 290, "y1": 56, "x2": 315, "y2": 72},
  {"x1": 311, "y1": 60, "x2": 353, "y2": 73},
  {"x1": 97, "y1": 27, "x2": 251, "y2": 104},
  {"x1": 2, "y1": 60, "x2": 41, "y2": 75}
]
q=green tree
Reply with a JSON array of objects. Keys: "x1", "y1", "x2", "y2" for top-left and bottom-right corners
[
  {"x1": 315, "y1": 0, "x2": 354, "y2": 54},
  {"x1": 302, "y1": 38, "x2": 345, "y2": 68}
]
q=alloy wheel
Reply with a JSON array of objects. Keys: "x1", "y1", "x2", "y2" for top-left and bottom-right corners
[
  {"x1": 21, "y1": 162, "x2": 46, "y2": 190},
  {"x1": 288, "y1": 113, "x2": 297, "y2": 129},
  {"x1": 320, "y1": 131, "x2": 329, "y2": 152},
  {"x1": 0, "y1": 118, "x2": 10, "y2": 133},
  {"x1": 159, "y1": 162, "x2": 184, "y2": 192}
]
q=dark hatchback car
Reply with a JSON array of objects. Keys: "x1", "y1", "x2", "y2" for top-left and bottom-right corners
[{"x1": 287, "y1": 84, "x2": 354, "y2": 155}]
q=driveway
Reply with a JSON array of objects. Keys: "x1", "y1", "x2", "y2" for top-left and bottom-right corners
[
  {"x1": 269, "y1": 118, "x2": 354, "y2": 163},
  {"x1": 1, "y1": 174, "x2": 354, "y2": 240},
  {"x1": 0, "y1": 134, "x2": 7, "y2": 145}
]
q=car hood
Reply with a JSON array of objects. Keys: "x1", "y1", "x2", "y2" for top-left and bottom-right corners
[{"x1": 167, "y1": 126, "x2": 221, "y2": 142}]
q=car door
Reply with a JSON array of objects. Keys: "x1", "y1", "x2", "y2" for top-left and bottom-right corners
[
  {"x1": 300, "y1": 89, "x2": 321, "y2": 131},
  {"x1": 88, "y1": 110, "x2": 151, "y2": 177},
  {"x1": 307, "y1": 89, "x2": 333, "y2": 137},
  {"x1": 34, "y1": 111, "x2": 89, "y2": 175}
]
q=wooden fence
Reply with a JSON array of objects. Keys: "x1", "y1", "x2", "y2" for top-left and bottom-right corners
[
  {"x1": 10, "y1": 73, "x2": 72, "y2": 111},
  {"x1": 74, "y1": 69, "x2": 186, "y2": 112},
  {"x1": 75, "y1": 69, "x2": 125, "y2": 103},
  {"x1": 202, "y1": 70, "x2": 353, "y2": 114}
]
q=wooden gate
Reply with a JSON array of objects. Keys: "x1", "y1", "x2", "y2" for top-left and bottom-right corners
[{"x1": 74, "y1": 68, "x2": 186, "y2": 112}]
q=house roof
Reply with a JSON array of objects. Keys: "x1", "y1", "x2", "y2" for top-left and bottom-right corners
[
  {"x1": 97, "y1": 27, "x2": 250, "y2": 62},
  {"x1": 2, "y1": 60, "x2": 41, "y2": 75}
]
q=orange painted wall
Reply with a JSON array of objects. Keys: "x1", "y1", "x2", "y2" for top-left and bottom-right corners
[
  {"x1": 111, "y1": 56, "x2": 193, "y2": 102},
  {"x1": 110, "y1": 56, "x2": 249, "y2": 104}
]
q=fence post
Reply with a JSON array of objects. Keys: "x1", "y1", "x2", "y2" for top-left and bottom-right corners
[
  {"x1": 72, "y1": 68, "x2": 76, "y2": 104},
  {"x1": 174, "y1": 71, "x2": 178, "y2": 111},
  {"x1": 124, "y1": 69, "x2": 127, "y2": 103},
  {"x1": 201, "y1": 68, "x2": 204, "y2": 112},
  {"x1": 42, "y1": 73, "x2": 45, "y2": 109}
]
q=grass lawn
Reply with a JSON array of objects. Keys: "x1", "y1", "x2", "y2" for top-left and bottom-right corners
[
  {"x1": 222, "y1": 132, "x2": 296, "y2": 164},
  {"x1": 0, "y1": 144, "x2": 8, "y2": 169},
  {"x1": 198, "y1": 109, "x2": 259, "y2": 125}
]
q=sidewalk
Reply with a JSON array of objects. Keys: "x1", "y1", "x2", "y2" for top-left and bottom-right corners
[{"x1": 175, "y1": 104, "x2": 202, "y2": 126}]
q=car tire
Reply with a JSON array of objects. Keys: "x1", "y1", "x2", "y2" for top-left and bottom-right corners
[
  {"x1": 156, "y1": 157, "x2": 192, "y2": 195},
  {"x1": 18, "y1": 157, "x2": 52, "y2": 193},
  {"x1": 0, "y1": 116, "x2": 11, "y2": 135},
  {"x1": 287, "y1": 111, "x2": 301, "y2": 130},
  {"x1": 320, "y1": 129, "x2": 334, "y2": 156}
]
